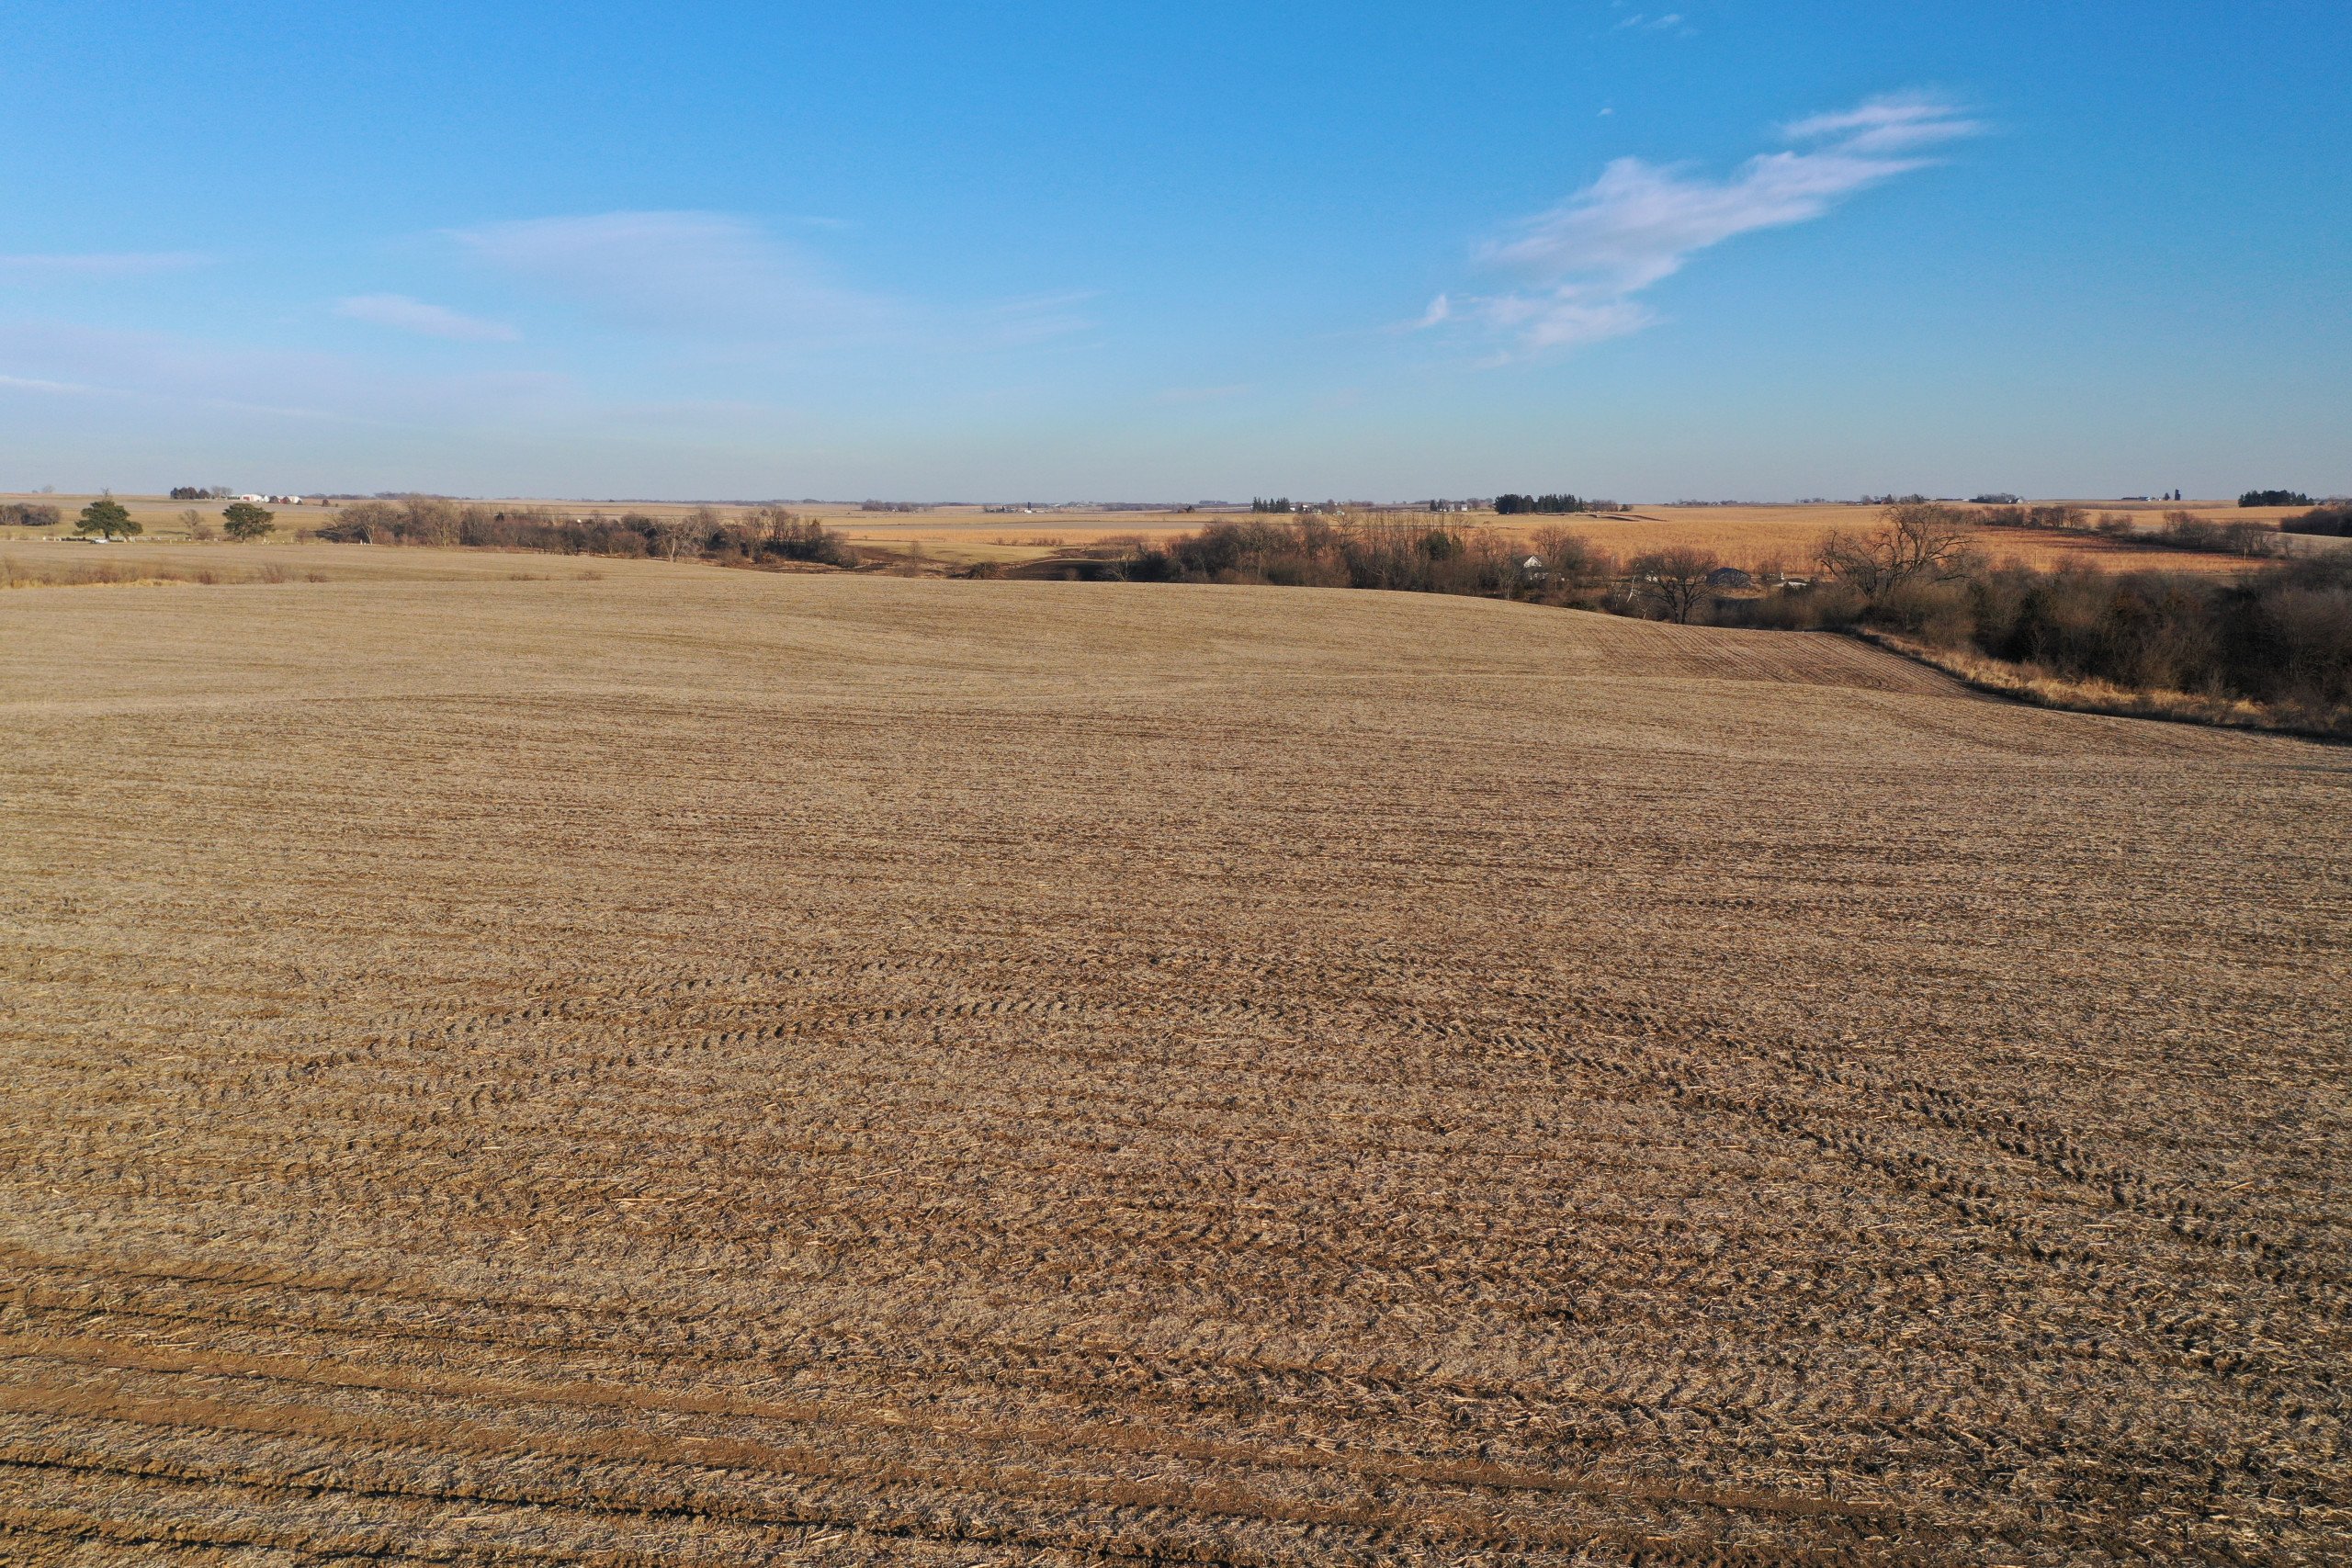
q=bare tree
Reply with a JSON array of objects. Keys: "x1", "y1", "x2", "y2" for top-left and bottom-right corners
[
  {"x1": 1815, "y1": 504, "x2": 1980, "y2": 596},
  {"x1": 1529, "y1": 525, "x2": 1614, "y2": 586},
  {"x1": 734, "y1": 505, "x2": 773, "y2": 558},
  {"x1": 394, "y1": 495, "x2": 462, "y2": 547},
  {"x1": 651, "y1": 513, "x2": 703, "y2": 562},
  {"x1": 1629, "y1": 546, "x2": 1721, "y2": 624}
]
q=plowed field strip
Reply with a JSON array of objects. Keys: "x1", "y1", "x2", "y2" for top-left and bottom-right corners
[
  {"x1": 8, "y1": 1289, "x2": 2322, "y2": 1503},
  {"x1": 0, "y1": 1332, "x2": 1944, "y2": 1520},
  {"x1": 0, "y1": 1408, "x2": 1924, "y2": 1566},
  {"x1": 0, "y1": 1465, "x2": 1135, "y2": 1568}
]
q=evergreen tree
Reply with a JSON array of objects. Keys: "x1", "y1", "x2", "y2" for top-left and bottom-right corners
[
  {"x1": 74, "y1": 495, "x2": 140, "y2": 539},
  {"x1": 221, "y1": 502, "x2": 277, "y2": 540}
]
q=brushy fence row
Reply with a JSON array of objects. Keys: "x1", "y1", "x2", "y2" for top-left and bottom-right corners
[
  {"x1": 311, "y1": 498, "x2": 857, "y2": 568},
  {"x1": 1073, "y1": 507, "x2": 2352, "y2": 736}
]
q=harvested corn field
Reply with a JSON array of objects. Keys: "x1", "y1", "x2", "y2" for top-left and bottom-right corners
[{"x1": 3, "y1": 555, "x2": 2349, "y2": 1566}]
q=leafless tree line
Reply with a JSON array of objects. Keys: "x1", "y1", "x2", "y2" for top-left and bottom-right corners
[{"x1": 314, "y1": 497, "x2": 856, "y2": 567}]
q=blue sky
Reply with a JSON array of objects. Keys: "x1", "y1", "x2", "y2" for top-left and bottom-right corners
[{"x1": 3, "y1": 1, "x2": 2346, "y2": 501}]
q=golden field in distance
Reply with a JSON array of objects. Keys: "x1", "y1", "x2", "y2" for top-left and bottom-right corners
[
  {"x1": 3, "y1": 558, "x2": 2348, "y2": 1564},
  {"x1": 5, "y1": 493, "x2": 2333, "y2": 577}
]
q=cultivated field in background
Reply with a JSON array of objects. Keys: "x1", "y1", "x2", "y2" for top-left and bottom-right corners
[
  {"x1": 4, "y1": 559, "x2": 2349, "y2": 1564},
  {"x1": 5, "y1": 493, "x2": 2324, "y2": 575},
  {"x1": 834, "y1": 502, "x2": 2316, "y2": 576}
]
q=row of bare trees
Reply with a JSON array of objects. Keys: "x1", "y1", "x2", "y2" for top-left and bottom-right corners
[
  {"x1": 1529, "y1": 507, "x2": 1977, "y2": 625},
  {"x1": 1764, "y1": 505, "x2": 2352, "y2": 728},
  {"x1": 1121, "y1": 502, "x2": 2302, "y2": 627},
  {"x1": 1114, "y1": 513, "x2": 1757, "y2": 623},
  {"x1": 314, "y1": 498, "x2": 855, "y2": 567}
]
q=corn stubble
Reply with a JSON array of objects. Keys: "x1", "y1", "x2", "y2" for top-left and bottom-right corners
[{"x1": 2, "y1": 562, "x2": 2347, "y2": 1565}]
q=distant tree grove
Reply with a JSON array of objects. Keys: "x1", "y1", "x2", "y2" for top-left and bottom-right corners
[
  {"x1": 1255, "y1": 495, "x2": 1617, "y2": 515},
  {"x1": 313, "y1": 497, "x2": 857, "y2": 569},
  {"x1": 1493, "y1": 493, "x2": 1601, "y2": 515}
]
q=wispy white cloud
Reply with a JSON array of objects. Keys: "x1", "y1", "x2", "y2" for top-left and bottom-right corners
[
  {"x1": 1782, "y1": 92, "x2": 1986, "y2": 153},
  {"x1": 449, "y1": 210, "x2": 1094, "y2": 355},
  {"x1": 1422, "y1": 92, "x2": 1983, "y2": 357},
  {"x1": 0, "y1": 331, "x2": 385, "y2": 425},
  {"x1": 0, "y1": 251, "x2": 212, "y2": 281},
  {"x1": 0, "y1": 319, "x2": 571, "y2": 427},
  {"x1": 335, "y1": 292, "x2": 520, "y2": 343},
  {"x1": 0, "y1": 371, "x2": 102, "y2": 392},
  {"x1": 450, "y1": 210, "x2": 900, "y2": 343},
  {"x1": 968, "y1": 290, "x2": 1102, "y2": 351}
]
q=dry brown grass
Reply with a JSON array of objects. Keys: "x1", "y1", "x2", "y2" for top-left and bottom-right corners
[
  {"x1": 0, "y1": 552, "x2": 322, "y2": 589},
  {"x1": 3, "y1": 557, "x2": 2348, "y2": 1565},
  {"x1": 0, "y1": 540, "x2": 617, "y2": 586},
  {"x1": 1854, "y1": 630, "x2": 2321, "y2": 736}
]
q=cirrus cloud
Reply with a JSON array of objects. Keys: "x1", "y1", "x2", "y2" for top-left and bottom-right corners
[
  {"x1": 335, "y1": 293, "x2": 520, "y2": 343},
  {"x1": 447, "y1": 210, "x2": 1096, "y2": 355},
  {"x1": 450, "y1": 210, "x2": 899, "y2": 343},
  {"x1": 1422, "y1": 93, "x2": 1984, "y2": 357}
]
